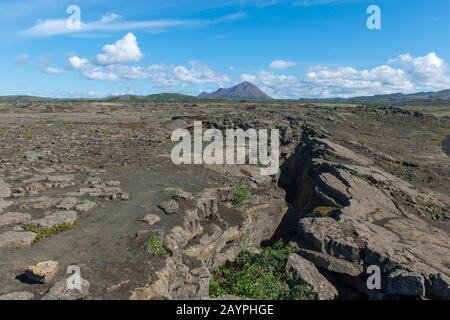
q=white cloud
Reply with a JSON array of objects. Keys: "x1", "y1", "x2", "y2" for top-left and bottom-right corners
[
  {"x1": 96, "y1": 33, "x2": 143, "y2": 65},
  {"x1": 269, "y1": 59, "x2": 296, "y2": 69},
  {"x1": 20, "y1": 12, "x2": 246, "y2": 38},
  {"x1": 293, "y1": 0, "x2": 357, "y2": 6},
  {"x1": 16, "y1": 53, "x2": 30, "y2": 66},
  {"x1": 68, "y1": 56, "x2": 90, "y2": 69},
  {"x1": 172, "y1": 61, "x2": 231, "y2": 85},
  {"x1": 240, "y1": 52, "x2": 450, "y2": 98},
  {"x1": 81, "y1": 68, "x2": 119, "y2": 81},
  {"x1": 388, "y1": 52, "x2": 450, "y2": 90},
  {"x1": 44, "y1": 67, "x2": 67, "y2": 74}
]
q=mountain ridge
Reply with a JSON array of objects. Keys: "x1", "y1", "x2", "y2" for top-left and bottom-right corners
[{"x1": 198, "y1": 81, "x2": 272, "y2": 100}]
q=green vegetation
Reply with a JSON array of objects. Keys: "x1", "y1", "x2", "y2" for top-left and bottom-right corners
[
  {"x1": 416, "y1": 197, "x2": 446, "y2": 220},
  {"x1": 146, "y1": 235, "x2": 170, "y2": 257},
  {"x1": 163, "y1": 187, "x2": 183, "y2": 197},
  {"x1": 20, "y1": 132, "x2": 34, "y2": 140},
  {"x1": 233, "y1": 183, "x2": 251, "y2": 207},
  {"x1": 311, "y1": 206, "x2": 338, "y2": 217},
  {"x1": 323, "y1": 151, "x2": 354, "y2": 164},
  {"x1": 416, "y1": 196, "x2": 431, "y2": 207},
  {"x1": 209, "y1": 241, "x2": 317, "y2": 300},
  {"x1": 226, "y1": 178, "x2": 251, "y2": 207},
  {"x1": 23, "y1": 223, "x2": 75, "y2": 241}
]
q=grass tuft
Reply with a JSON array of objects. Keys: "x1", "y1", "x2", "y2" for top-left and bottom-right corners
[{"x1": 23, "y1": 223, "x2": 75, "y2": 241}]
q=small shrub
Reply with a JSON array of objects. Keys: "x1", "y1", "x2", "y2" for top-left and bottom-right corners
[
  {"x1": 147, "y1": 236, "x2": 170, "y2": 257},
  {"x1": 232, "y1": 184, "x2": 251, "y2": 207},
  {"x1": 225, "y1": 177, "x2": 251, "y2": 207},
  {"x1": 23, "y1": 223, "x2": 75, "y2": 241},
  {"x1": 209, "y1": 240, "x2": 316, "y2": 300}
]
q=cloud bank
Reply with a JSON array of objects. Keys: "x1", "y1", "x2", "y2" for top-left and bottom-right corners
[{"x1": 44, "y1": 33, "x2": 450, "y2": 98}]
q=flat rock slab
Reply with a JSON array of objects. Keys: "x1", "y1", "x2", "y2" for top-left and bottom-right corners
[
  {"x1": 0, "y1": 212, "x2": 31, "y2": 226},
  {"x1": 75, "y1": 200, "x2": 97, "y2": 212},
  {"x1": 286, "y1": 253, "x2": 338, "y2": 300},
  {"x1": 55, "y1": 197, "x2": 79, "y2": 210},
  {"x1": 0, "y1": 199, "x2": 13, "y2": 214},
  {"x1": 42, "y1": 278, "x2": 90, "y2": 300},
  {"x1": 0, "y1": 291, "x2": 34, "y2": 300},
  {"x1": 30, "y1": 211, "x2": 78, "y2": 228},
  {"x1": 0, "y1": 179, "x2": 11, "y2": 198},
  {"x1": 0, "y1": 231, "x2": 37, "y2": 249}
]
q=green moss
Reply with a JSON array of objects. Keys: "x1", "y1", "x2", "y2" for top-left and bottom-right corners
[
  {"x1": 147, "y1": 236, "x2": 170, "y2": 257},
  {"x1": 163, "y1": 187, "x2": 183, "y2": 197},
  {"x1": 20, "y1": 132, "x2": 34, "y2": 140},
  {"x1": 322, "y1": 152, "x2": 355, "y2": 164},
  {"x1": 209, "y1": 240, "x2": 317, "y2": 300},
  {"x1": 311, "y1": 206, "x2": 338, "y2": 217},
  {"x1": 23, "y1": 223, "x2": 75, "y2": 241}
]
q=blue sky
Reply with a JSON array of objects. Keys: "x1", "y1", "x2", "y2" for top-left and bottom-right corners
[{"x1": 0, "y1": 0, "x2": 449, "y2": 98}]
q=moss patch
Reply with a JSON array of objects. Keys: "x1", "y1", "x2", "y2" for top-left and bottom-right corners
[
  {"x1": 23, "y1": 223, "x2": 75, "y2": 241},
  {"x1": 311, "y1": 206, "x2": 338, "y2": 218}
]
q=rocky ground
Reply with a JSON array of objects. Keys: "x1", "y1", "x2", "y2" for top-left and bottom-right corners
[{"x1": 0, "y1": 101, "x2": 448, "y2": 300}]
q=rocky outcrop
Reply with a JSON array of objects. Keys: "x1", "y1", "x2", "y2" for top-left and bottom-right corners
[
  {"x1": 286, "y1": 253, "x2": 337, "y2": 300},
  {"x1": 282, "y1": 126, "x2": 450, "y2": 299},
  {"x1": 131, "y1": 185, "x2": 287, "y2": 300}
]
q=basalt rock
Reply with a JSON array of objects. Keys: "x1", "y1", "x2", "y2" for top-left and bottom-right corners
[{"x1": 283, "y1": 126, "x2": 450, "y2": 299}]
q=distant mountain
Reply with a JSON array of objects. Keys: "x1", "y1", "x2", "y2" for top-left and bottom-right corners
[
  {"x1": 298, "y1": 89, "x2": 450, "y2": 105},
  {"x1": 199, "y1": 81, "x2": 272, "y2": 100}
]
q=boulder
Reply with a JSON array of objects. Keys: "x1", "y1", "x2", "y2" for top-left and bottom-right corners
[
  {"x1": 42, "y1": 277, "x2": 90, "y2": 300},
  {"x1": 158, "y1": 199, "x2": 179, "y2": 215},
  {"x1": 386, "y1": 270, "x2": 425, "y2": 297},
  {"x1": 141, "y1": 214, "x2": 161, "y2": 226},
  {"x1": 25, "y1": 260, "x2": 59, "y2": 283},
  {"x1": 286, "y1": 253, "x2": 338, "y2": 300},
  {"x1": 428, "y1": 273, "x2": 450, "y2": 300}
]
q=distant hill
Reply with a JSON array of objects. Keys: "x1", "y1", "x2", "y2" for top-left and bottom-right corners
[
  {"x1": 199, "y1": 81, "x2": 272, "y2": 100},
  {"x1": 0, "y1": 95, "x2": 49, "y2": 103},
  {"x1": 298, "y1": 89, "x2": 450, "y2": 105},
  {"x1": 2, "y1": 88, "x2": 449, "y2": 105},
  {"x1": 107, "y1": 93, "x2": 199, "y2": 103}
]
